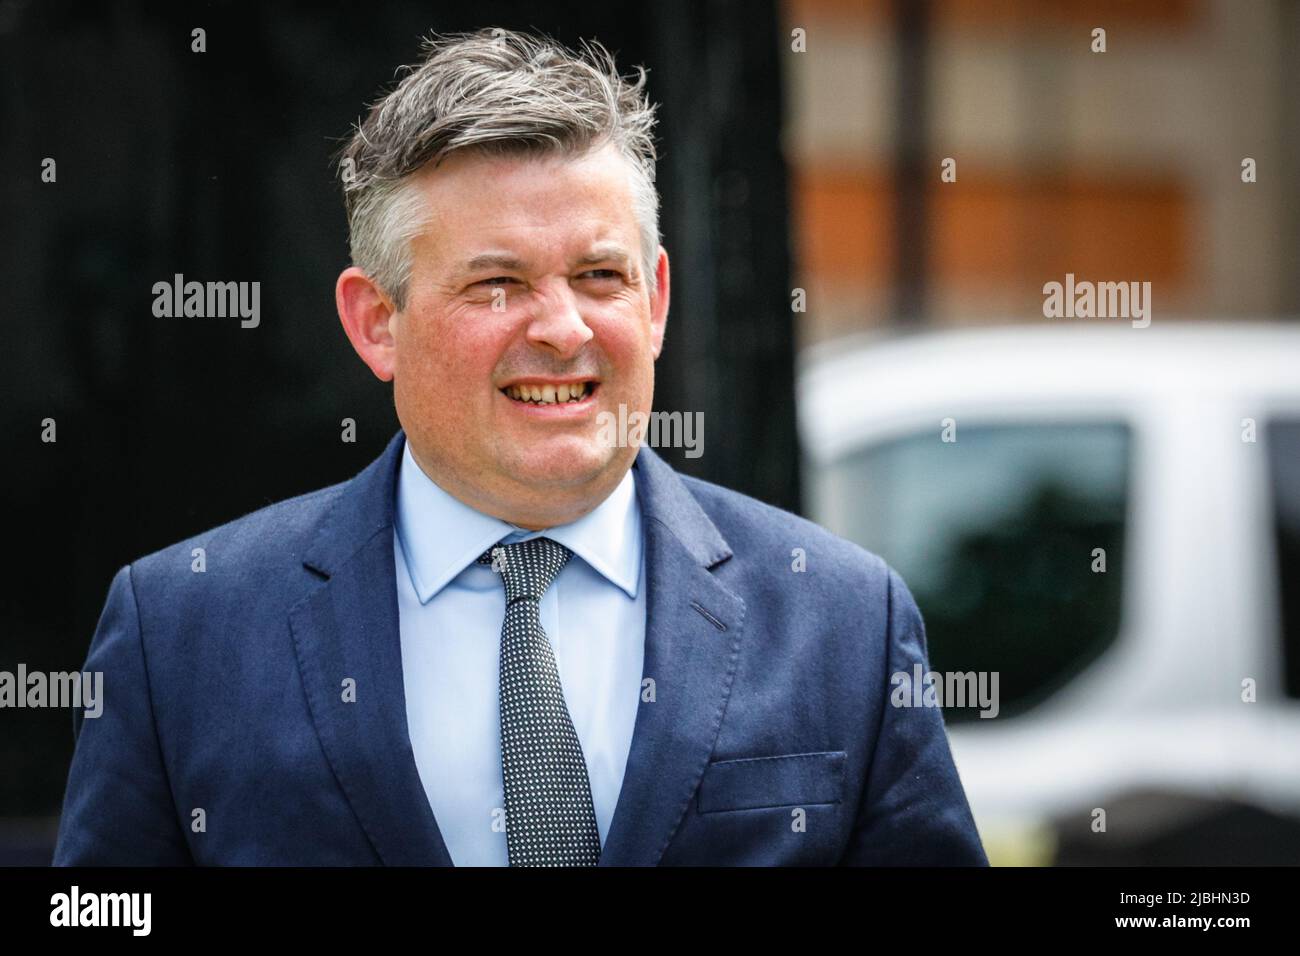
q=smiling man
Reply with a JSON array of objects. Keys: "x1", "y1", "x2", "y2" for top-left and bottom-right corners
[
  {"x1": 53, "y1": 28, "x2": 987, "y2": 867},
  {"x1": 337, "y1": 139, "x2": 662, "y2": 531}
]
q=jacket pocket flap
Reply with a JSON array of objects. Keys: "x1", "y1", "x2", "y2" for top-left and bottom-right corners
[{"x1": 697, "y1": 750, "x2": 846, "y2": 813}]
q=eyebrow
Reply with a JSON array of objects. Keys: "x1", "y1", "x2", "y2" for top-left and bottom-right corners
[
  {"x1": 462, "y1": 252, "x2": 528, "y2": 275},
  {"x1": 575, "y1": 245, "x2": 633, "y2": 269},
  {"x1": 457, "y1": 244, "x2": 634, "y2": 279}
]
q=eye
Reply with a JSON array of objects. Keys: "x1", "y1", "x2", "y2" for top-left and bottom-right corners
[
  {"x1": 580, "y1": 269, "x2": 622, "y2": 280},
  {"x1": 476, "y1": 276, "x2": 518, "y2": 286}
]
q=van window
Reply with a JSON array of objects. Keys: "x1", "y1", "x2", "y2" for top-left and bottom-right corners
[
  {"x1": 1267, "y1": 419, "x2": 1300, "y2": 699},
  {"x1": 812, "y1": 422, "x2": 1131, "y2": 721}
]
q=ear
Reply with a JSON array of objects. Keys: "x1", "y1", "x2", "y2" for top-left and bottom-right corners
[
  {"x1": 649, "y1": 246, "x2": 670, "y2": 360},
  {"x1": 336, "y1": 266, "x2": 398, "y2": 381}
]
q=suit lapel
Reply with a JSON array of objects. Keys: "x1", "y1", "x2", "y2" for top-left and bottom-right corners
[
  {"x1": 285, "y1": 433, "x2": 746, "y2": 867},
  {"x1": 288, "y1": 432, "x2": 453, "y2": 866},
  {"x1": 599, "y1": 447, "x2": 746, "y2": 866}
]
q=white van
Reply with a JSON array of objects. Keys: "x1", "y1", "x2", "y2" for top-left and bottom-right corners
[{"x1": 797, "y1": 322, "x2": 1300, "y2": 864}]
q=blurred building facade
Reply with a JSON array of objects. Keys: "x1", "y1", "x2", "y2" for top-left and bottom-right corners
[{"x1": 782, "y1": 0, "x2": 1300, "y2": 346}]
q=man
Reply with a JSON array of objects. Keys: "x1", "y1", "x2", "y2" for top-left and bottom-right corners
[{"x1": 54, "y1": 28, "x2": 987, "y2": 866}]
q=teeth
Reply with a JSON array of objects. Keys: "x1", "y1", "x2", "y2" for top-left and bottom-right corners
[{"x1": 504, "y1": 382, "x2": 591, "y2": 404}]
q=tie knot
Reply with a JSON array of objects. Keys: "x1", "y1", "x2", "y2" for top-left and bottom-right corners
[{"x1": 477, "y1": 537, "x2": 572, "y2": 603}]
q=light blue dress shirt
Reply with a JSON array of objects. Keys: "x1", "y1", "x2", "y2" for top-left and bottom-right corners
[{"x1": 393, "y1": 439, "x2": 647, "y2": 866}]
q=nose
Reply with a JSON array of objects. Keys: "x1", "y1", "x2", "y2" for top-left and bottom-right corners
[{"x1": 524, "y1": 280, "x2": 594, "y2": 359}]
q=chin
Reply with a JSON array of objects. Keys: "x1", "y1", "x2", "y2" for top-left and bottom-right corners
[{"x1": 505, "y1": 440, "x2": 625, "y2": 490}]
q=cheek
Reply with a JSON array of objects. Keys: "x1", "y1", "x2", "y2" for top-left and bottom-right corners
[
  {"x1": 602, "y1": 322, "x2": 656, "y2": 387},
  {"x1": 399, "y1": 309, "x2": 499, "y2": 381},
  {"x1": 590, "y1": 304, "x2": 652, "y2": 357}
]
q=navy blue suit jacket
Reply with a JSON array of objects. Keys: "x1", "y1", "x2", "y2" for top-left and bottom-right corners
[{"x1": 53, "y1": 431, "x2": 987, "y2": 866}]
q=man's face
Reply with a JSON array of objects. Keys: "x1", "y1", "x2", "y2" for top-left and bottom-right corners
[{"x1": 388, "y1": 142, "x2": 668, "y2": 528}]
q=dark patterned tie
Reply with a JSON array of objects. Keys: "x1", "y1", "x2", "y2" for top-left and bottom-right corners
[{"x1": 477, "y1": 537, "x2": 602, "y2": 866}]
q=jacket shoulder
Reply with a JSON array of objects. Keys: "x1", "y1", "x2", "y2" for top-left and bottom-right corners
[
  {"x1": 675, "y1": 471, "x2": 892, "y2": 586},
  {"x1": 130, "y1": 479, "x2": 349, "y2": 582}
]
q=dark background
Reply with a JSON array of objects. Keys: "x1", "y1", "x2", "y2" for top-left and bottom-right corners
[{"x1": 0, "y1": 0, "x2": 798, "y2": 859}]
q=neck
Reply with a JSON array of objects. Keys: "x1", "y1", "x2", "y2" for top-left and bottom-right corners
[{"x1": 407, "y1": 448, "x2": 630, "y2": 530}]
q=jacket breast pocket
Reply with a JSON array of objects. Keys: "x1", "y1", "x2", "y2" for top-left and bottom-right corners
[{"x1": 696, "y1": 750, "x2": 847, "y2": 813}]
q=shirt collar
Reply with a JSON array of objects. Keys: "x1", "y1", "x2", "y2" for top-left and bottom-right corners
[{"x1": 394, "y1": 438, "x2": 642, "y2": 604}]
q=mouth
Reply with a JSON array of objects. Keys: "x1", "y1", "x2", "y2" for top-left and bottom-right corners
[{"x1": 498, "y1": 379, "x2": 599, "y2": 407}]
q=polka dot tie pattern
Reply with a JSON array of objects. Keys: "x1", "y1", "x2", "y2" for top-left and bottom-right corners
[{"x1": 477, "y1": 537, "x2": 602, "y2": 866}]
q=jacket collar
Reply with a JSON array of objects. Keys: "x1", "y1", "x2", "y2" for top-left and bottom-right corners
[
  {"x1": 394, "y1": 438, "x2": 641, "y2": 602},
  {"x1": 291, "y1": 430, "x2": 746, "y2": 865}
]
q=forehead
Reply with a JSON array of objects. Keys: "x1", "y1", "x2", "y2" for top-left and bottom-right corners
[{"x1": 409, "y1": 143, "x2": 640, "y2": 260}]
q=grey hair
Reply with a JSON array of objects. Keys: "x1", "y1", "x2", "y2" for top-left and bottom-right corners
[{"x1": 338, "y1": 27, "x2": 661, "y2": 311}]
